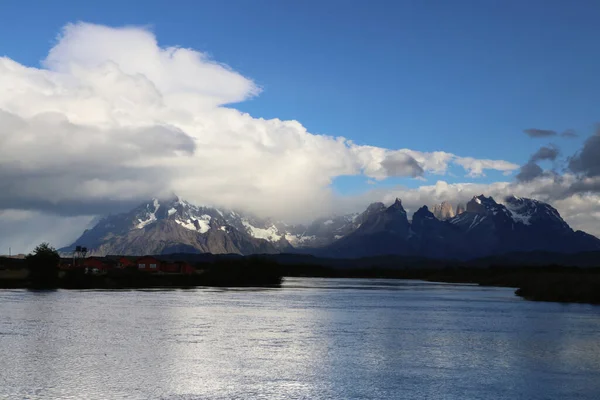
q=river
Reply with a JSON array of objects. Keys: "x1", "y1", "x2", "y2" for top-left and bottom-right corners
[{"x1": 1, "y1": 278, "x2": 599, "y2": 399}]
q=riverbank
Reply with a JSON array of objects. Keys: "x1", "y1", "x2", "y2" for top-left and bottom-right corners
[
  {"x1": 0, "y1": 258, "x2": 283, "y2": 289},
  {"x1": 278, "y1": 264, "x2": 600, "y2": 304},
  {"x1": 3, "y1": 255, "x2": 599, "y2": 304}
]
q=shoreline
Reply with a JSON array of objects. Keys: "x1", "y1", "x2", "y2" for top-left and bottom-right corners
[{"x1": 2, "y1": 265, "x2": 599, "y2": 305}]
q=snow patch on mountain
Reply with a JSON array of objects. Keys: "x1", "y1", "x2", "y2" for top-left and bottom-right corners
[
  {"x1": 504, "y1": 196, "x2": 538, "y2": 226},
  {"x1": 507, "y1": 210, "x2": 532, "y2": 225},
  {"x1": 175, "y1": 219, "x2": 197, "y2": 231},
  {"x1": 285, "y1": 234, "x2": 317, "y2": 247},
  {"x1": 137, "y1": 214, "x2": 156, "y2": 229},
  {"x1": 468, "y1": 214, "x2": 484, "y2": 231},
  {"x1": 136, "y1": 199, "x2": 160, "y2": 229},
  {"x1": 242, "y1": 220, "x2": 282, "y2": 242}
]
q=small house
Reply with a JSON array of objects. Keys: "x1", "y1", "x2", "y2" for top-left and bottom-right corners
[
  {"x1": 83, "y1": 257, "x2": 118, "y2": 273},
  {"x1": 136, "y1": 256, "x2": 161, "y2": 272},
  {"x1": 117, "y1": 256, "x2": 136, "y2": 268},
  {"x1": 160, "y1": 260, "x2": 195, "y2": 275}
]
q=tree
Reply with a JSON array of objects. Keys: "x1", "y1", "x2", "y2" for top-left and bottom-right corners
[{"x1": 26, "y1": 243, "x2": 60, "y2": 287}]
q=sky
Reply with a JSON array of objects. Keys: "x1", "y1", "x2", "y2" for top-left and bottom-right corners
[{"x1": 1, "y1": 0, "x2": 600, "y2": 253}]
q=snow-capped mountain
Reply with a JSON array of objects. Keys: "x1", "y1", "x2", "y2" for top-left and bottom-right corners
[
  {"x1": 319, "y1": 194, "x2": 600, "y2": 259},
  {"x1": 61, "y1": 196, "x2": 358, "y2": 256},
  {"x1": 503, "y1": 195, "x2": 570, "y2": 230}
]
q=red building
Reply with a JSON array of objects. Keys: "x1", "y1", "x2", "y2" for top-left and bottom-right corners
[
  {"x1": 117, "y1": 257, "x2": 136, "y2": 268},
  {"x1": 160, "y1": 261, "x2": 195, "y2": 275},
  {"x1": 83, "y1": 257, "x2": 117, "y2": 272},
  {"x1": 136, "y1": 256, "x2": 161, "y2": 272},
  {"x1": 61, "y1": 255, "x2": 194, "y2": 275}
]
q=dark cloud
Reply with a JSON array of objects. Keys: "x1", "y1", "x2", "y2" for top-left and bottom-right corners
[
  {"x1": 513, "y1": 145, "x2": 559, "y2": 183},
  {"x1": 0, "y1": 111, "x2": 195, "y2": 217},
  {"x1": 568, "y1": 132, "x2": 600, "y2": 177},
  {"x1": 0, "y1": 163, "x2": 173, "y2": 217},
  {"x1": 515, "y1": 162, "x2": 544, "y2": 182},
  {"x1": 566, "y1": 177, "x2": 600, "y2": 196},
  {"x1": 381, "y1": 153, "x2": 425, "y2": 178},
  {"x1": 0, "y1": 197, "x2": 143, "y2": 217},
  {"x1": 530, "y1": 145, "x2": 559, "y2": 163},
  {"x1": 524, "y1": 128, "x2": 557, "y2": 138},
  {"x1": 561, "y1": 129, "x2": 578, "y2": 138}
]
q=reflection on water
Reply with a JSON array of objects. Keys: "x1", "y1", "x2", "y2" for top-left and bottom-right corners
[{"x1": 1, "y1": 278, "x2": 599, "y2": 399}]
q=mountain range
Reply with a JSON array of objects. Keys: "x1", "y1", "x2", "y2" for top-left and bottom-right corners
[{"x1": 61, "y1": 194, "x2": 600, "y2": 259}]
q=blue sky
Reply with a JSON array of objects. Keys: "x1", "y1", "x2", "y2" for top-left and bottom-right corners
[{"x1": 1, "y1": 0, "x2": 599, "y2": 196}]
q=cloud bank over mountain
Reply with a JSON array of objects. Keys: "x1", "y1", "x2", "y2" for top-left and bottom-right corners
[{"x1": 0, "y1": 22, "x2": 598, "y2": 252}]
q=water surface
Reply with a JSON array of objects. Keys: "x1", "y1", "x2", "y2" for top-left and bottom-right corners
[{"x1": 1, "y1": 278, "x2": 599, "y2": 399}]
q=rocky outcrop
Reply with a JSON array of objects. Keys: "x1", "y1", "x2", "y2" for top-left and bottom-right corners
[
  {"x1": 410, "y1": 206, "x2": 468, "y2": 258},
  {"x1": 324, "y1": 198, "x2": 412, "y2": 258},
  {"x1": 432, "y1": 201, "x2": 455, "y2": 220}
]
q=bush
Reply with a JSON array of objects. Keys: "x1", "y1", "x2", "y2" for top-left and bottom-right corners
[{"x1": 26, "y1": 243, "x2": 60, "y2": 288}]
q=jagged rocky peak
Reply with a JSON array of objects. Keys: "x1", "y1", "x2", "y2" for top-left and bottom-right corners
[
  {"x1": 365, "y1": 202, "x2": 386, "y2": 214},
  {"x1": 387, "y1": 198, "x2": 406, "y2": 213},
  {"x1": 62, "y1": 191, "x2": 600, "y2": 259},
  {"x1": 466, "y1": 194, "x2": 498, "y2": 214},
  {"x1": 413, "y1": 205, "x2": 435, "y2": 220},
  {"x1": 410, "y1": 206, "x2": 438, "y2": 233},
  {"x1": 432, "y1": 201, "x2": 455, "y2": 220},
  {"x1": 456, "y1": 203, "x2": 466, "y2": 215}
]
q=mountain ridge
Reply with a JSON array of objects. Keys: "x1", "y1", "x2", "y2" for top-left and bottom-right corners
[{"x1": 61, "y1": 194, "x2": 600, "y2": 259}]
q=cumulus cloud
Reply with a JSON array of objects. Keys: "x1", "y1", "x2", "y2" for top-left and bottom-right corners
[
  {"x1": 44, "y1": 22, "x2": 261, "y2": 108},
  {"x1": 524, "y1": 128, "x2": 557, "y2": 138},
  {"x1": 0, "y1": 22, "x2": 522, "y2": 251},
  {"x1": 453, "y1": 157, "x2": 518, "y2": 177}
]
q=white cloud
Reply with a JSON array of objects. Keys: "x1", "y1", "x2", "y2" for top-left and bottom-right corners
[
  {"x1": 454, "y1": 157, "x2": 519, "y2": 177},
  {"x1": 0, "y1": 22, "x2": 525, "y2": 251},
  {"x1": 400, "y1": 150, "x2": 456, "y2": 175},
  {"x1": 45, "y1": 23, "x2": 260, "y2": 108}
]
